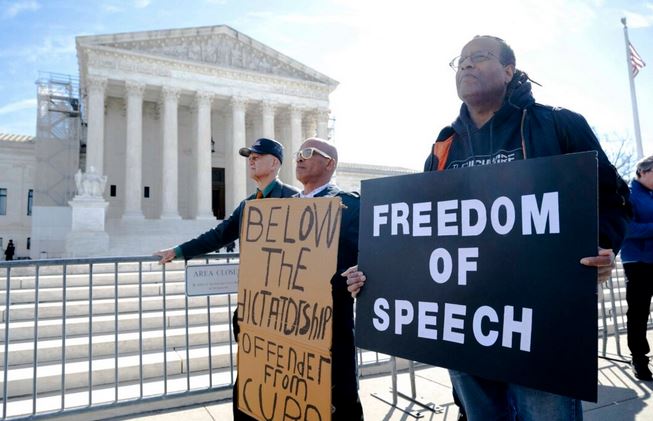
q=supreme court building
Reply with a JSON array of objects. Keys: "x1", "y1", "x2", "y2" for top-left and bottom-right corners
[{"x1": 1, "y1": 25, "x2": 414, "y2": 258}]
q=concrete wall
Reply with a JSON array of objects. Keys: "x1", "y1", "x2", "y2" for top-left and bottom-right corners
[{"x1": 0, "y1": 140, "x2": 35, "y2": 258}]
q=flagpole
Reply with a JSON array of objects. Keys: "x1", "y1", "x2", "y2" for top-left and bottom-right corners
[{"x1": 621, "y1": 17, "x2": 644, "y2": 160}]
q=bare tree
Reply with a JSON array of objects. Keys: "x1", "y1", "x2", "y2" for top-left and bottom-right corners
[{"x1": 599, "y1": 133, "x2": 637, "y2": 180}]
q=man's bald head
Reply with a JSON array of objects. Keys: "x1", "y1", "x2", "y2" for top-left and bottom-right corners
[
  {"x1": 301, "y1": 137, "x2": 338, "y2": 163},
  {"x1": 295, "y1": 137, "x2": 338, "y2": 192}
]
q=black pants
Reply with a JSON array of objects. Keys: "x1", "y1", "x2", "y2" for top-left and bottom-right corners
[
  {"x1": 232, "y1": 378, "x2": 257, "y2": 420},
  {"x1": 624, "y1": 262, "x2": 653, "y2": 360}
]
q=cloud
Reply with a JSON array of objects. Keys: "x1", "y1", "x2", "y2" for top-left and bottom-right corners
[
  {"x1": 2, "y1": 0, "x2": 40, "y2": 19},
  {"x1": 101, "y1": 3, "x2": 123, "y2": 13},
  {"x1": 134, "y1": 0, "x2": 151, "y2": 8},
  {"x1": 0, "y1": 99, "x2": 37, "y2": 115},
  {"x1": 0, "y1": 34, "x2": 76, "y2": 62}
]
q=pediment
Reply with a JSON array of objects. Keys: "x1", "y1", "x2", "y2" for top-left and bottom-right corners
[{"x1": 77, "y1": 25, "x2": 337, "y2": 86}]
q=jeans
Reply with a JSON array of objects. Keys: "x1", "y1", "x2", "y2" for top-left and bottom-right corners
[{"x1": 449, "y1": 370, "x2": 582, "y2": 421}]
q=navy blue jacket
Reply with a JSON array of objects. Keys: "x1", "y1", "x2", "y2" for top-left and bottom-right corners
[
  {"x1": 178, "y1": 180, "x2": 299, "y2": 258},
  {"x1": 309, "y1": 185, "x2": 361, "y2": 398},
  {"x1": 621, "y1": 180, "x2": 653, "y2": 264},
  {"x1": 424, "y1": 72, "x2": 630, "y2": 253}
]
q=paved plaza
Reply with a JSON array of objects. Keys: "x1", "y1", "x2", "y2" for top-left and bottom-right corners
[{"x1": 122, "y1": 330, "x2": 653, "y2": 421}]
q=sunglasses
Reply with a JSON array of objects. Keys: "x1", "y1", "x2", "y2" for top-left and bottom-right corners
[{"x1": 294, "y1": 147, "x2": 333, "y2": 161}]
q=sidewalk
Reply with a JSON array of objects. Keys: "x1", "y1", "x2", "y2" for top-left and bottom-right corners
[{"x1": 123, "y1": 330, "x2": 653, "y2": 421}]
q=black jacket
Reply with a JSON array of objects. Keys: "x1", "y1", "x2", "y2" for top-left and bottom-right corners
[
  {"x1": 424, "y1": 71, "x2": 630, "y2": 252},
  {"x1": 311, "y1": 185, "x2": 361, "y2": 398},
  {"x1": 178, "y1": 179, "x2": 299, "y2": 258}
]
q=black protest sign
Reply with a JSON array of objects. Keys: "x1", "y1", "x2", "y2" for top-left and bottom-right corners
[
  {"x1": 237, "y1": 197, "x2": 341, "y2": 420},
  {"x1": 356, "y1": 152, "x2": 599, "y2": 401}
]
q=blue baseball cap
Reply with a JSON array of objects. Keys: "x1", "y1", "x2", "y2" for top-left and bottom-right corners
[{"x1": 238, "y1": 138, "x2": 284, "y2": 163}]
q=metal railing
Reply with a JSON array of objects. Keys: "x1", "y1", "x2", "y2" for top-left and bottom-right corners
[
  {"x1": 0, "y1": 254, "x2": 241, "y2": 420},
  {"x1": 0, "y1": 254, "x2": 647, "y2": 420}
]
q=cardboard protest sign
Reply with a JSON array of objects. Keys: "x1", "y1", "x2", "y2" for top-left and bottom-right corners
[
  {"x1": 237, "y1": 197, "x2": 342, "y2": 420},
  {"x1": 356, "y1": 152, "x2": 599, "y2": 401}
]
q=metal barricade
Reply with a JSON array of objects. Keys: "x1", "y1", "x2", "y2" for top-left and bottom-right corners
[{"x1": 0, "y1": 254, "x2": 240, "y2": 420}]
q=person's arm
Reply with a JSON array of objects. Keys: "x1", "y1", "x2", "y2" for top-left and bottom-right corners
[
  {"x1": 153, "y1": 200, "x2": 244, "y2": 264},
  {"x1": 556, "y1": 109, "x2": 631, "y2": 253},
  {"x1": 580, "y1": 248, "x2": 615, "y2": 283},
  {"x1": 556, "y1": 109, "x2": 630, "y2": 282}
]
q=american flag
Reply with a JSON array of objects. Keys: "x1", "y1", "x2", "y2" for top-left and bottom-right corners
[{"x1": 629, "y1": 42, "x2": 646, "y2": 77}]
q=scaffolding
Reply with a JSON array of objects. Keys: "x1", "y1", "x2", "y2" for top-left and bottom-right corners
[{"x1": 34, "y1": 72, "x2": 83, "y2": 207}]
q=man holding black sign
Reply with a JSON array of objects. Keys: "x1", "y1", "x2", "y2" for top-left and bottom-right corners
[
  {"x1": 294, "y1": 137, "x2": 364, "y2": 420},
  {"x1": 154, "y1": 137, "x2": 298, "y2": 421},
  {"x1": 347, "y1": 36, "x2": 630, "y2": 420}
]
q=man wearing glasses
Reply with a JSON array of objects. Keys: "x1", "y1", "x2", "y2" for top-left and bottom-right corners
[
  {"x1": 154, "y1": 137, "x2": 299, "y2": 421},
  {"x1": 294, "y1": 137, "x2": 365, "y2": 420},
  {"x1": 347, "y1": 36, "x2": 630, "y2": 420}
]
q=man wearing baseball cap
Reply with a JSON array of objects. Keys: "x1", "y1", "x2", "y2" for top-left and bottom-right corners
[{"x1": 154, "y1": 137, "x2": 298, "y2": 420}]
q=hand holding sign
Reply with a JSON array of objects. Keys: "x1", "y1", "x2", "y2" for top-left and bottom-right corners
[
  {"x1": 343, "y1": 265, "x2": 366, "y2": 298},
  {"x1": 580, "y1": 247, "x2": 616, "y2": 283}
]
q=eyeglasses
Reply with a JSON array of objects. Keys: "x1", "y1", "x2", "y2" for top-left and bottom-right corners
[
  {"x1": 449, "y1": 51, "x2": 500, "y2": 71},
  {"x1": 294, "y1": 147, "x2": 333, "y2": 161}
]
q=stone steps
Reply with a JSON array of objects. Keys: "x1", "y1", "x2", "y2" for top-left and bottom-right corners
[
  {"x1": 1, "y1": 293, "x2": 234, "y2": 321},
  {"x1": 0, "y1": 270, "x2": 186, "y2": 290},
  {"x1": 0, "y1": 324, "x2": 233, "y2": 366},
  {"x1": 0, "y1": 344, "x2": 236, "y2": 398},
  {"x1": 2, "y1": 368, "x2": 234, "y2": 418},
  {"x1": 0, "y1": 306, "x2": 234, "y2": 341}
]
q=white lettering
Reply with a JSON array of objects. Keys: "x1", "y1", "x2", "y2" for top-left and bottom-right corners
[
  {"x1": 490, "y1": 196, "x2": 515, "y2": 235},
  {"x1": 418, "y1": 301, "x2": 439, "y2": 340},
  {"x1": 429, "y1": 248, "x2": 452, "y2": 284},
  {"x1": 391, "y1": 202, "x2": 410, "y2": 235},
  {"x1": 412, "y1": 202, "x2": 432, "y2": 237},
  {"x1": 373, "y1": 205, "x2": 389, "y2": 237},
  {"x1": 373, "y1": 298, "x2": 390, "y2": 331},
  {"x1": 437, "y1": 200, "x2": 459, "y2": 236},
  {"x1": 458, "y1": 248, "x2": 479, "y2": 286},
  {"x1": 473, "y1": 306, "x2": 499, "y2": 347},
  {"x1": 395, "y1": 300, "x2": 414, "y2": 334},
  {"x1": 502, "y1": 306, "x2": 533, "y2": 352},
  {"x1": 461, "y1": 199, "x2": 487, "y2": 236},
  {"x1": 521, "y1": 192, "x2": 560, "y2": 235},
  {"x1": 443, "y1": 303, "x2": 466, "y2": 344}
]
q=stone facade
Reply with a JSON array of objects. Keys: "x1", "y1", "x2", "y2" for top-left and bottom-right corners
[
  {"x1": 0, "y1": 134, "x2": 35, "y2": 259},
  {"x1": 1, "y1": 25, "x2": 417, "y2": 258}
]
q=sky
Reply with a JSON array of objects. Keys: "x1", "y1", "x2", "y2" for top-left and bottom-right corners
[{"x1": 0, "y1": 0, "x2": 652, "y2": 171}]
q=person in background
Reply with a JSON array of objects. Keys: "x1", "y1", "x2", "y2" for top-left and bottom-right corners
[
  {"x1": 621, "y1": 155, "x2": 653, "y2": 381},
  {"x1": 4, "y1": 239, "x2": 15, "y2": 261}
]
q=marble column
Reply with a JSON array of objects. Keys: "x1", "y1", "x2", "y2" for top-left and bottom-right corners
[
  {"x1": 195, "y1": 91, "x2": 214, "y2": 219},
  {"x1": 289, "y1": 105, "x2": 304, "y2": 183},
  {"x1": 160, "y1": 86, "x2": 181, "y2": 219},
  {"x1": 261, "y1": 101, "x2": 276, "y2": 139},
  {"x1": 85, "y1": 76, "x2": 107, "y2": 175},
  {"x1": 123, "y1": 81, "x2": 145, "y2": 219},
  {"x1": 303, "y1": 111, "x2": 318, "y2": 140},
  {"x1": 228, "y1": 97, "x2": 247, "y2": 214},
  {"x1": 316, "y1": 109, "x2": 330, "y2": 139}
]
